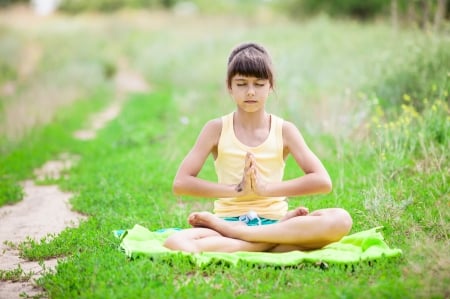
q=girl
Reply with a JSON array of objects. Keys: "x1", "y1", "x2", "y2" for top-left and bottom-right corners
[{"x1": 164, "y1": 42, "x2": 352, "y2": 253}]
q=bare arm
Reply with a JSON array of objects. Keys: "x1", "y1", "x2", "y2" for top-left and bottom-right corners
[
  {"x1": 255, "y1": 121, "x2": 332, "y2": 197},
  {"x1": 172, "y1": 119, "x2": 239, "y2": 198}
]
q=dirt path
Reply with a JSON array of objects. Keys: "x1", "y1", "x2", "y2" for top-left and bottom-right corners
[
  {"x1": 0, "y1": 64, "x2": 149, "y2": 298},
  {"x1": 0, "y1": 180, "x2": 85, "y2": 298}
]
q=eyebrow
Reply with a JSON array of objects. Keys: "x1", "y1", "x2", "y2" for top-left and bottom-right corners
[{"x1": 233, "y1": 77, "x2": 266, "y2": 81}]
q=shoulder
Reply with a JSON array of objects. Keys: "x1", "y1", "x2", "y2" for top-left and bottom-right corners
[
  {"x1": 281, "y1": 120, "x2": 300, "y2": 135},
  {"x1": 281, "y1": 120, "x2": 305, "y2": 148},
  {"x1": 269, "y1": 114, "x2": 301, "y2": 144},
  {"x1": 269, "y1": 114, "x2": 299, "y2": 137},
  {"x1": 197, "y1": 117, "x2": 223, "y2": 144},
  {"x1": 202, "y1": 117, "x2": 222, "y2": 134}
]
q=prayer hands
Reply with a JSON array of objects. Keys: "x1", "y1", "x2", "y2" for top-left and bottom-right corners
[{"x1": 235, "y1": 152, "x2": 267, "y2": 196}]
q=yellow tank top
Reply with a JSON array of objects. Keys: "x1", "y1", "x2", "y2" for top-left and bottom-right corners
[{"x1": 213, "y1": 112, "x2": 287, "y2": 220}]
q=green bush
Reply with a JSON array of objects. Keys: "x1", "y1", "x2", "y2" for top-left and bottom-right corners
[
  {"x1": 58, "y1": 0, "x2": 270, "y2": 14},
  {"x1": 369, "y1": 41, "x2": 450, "y2": 112},
  {"x1": 58, "y1": 0, "x2": 178, "y2": 13},
  {"x1": 279, "y1": 0, "x2": 388, "y2": 19},
  {"x1": 0, "y1": 0, "x2": 27, "y2": 7}
]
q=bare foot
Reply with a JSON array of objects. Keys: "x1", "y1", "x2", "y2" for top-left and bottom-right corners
[
  {"x1": 279, "y1": 207, "x2": 309, "y2": 222},
  {"x1": 188, "y1": 212, "x2": 225, "y2": 228},
  {"x1": 188, "y1": 212, "x2": 241, "y2": 238}
]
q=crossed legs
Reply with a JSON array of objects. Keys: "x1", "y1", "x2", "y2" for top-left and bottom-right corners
[
  {"x1": 163, "y1": 227, "x2": 276, "y2": 253},
  {"x1": 164, "y1": 207, "x2": 352, "y2": 253}
]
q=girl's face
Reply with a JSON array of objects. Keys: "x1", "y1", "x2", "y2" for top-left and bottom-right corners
[{"x1": 229, "y1": 75, "x2": 271, "y2": 113}]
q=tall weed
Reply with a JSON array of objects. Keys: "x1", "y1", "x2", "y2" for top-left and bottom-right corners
[{"x1": 368, "y1": 38, "x2": 450, "y2": 111}]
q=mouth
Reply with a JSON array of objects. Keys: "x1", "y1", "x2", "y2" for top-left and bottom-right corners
[{"x1": 244, "y1": 100, "x2": 258, "y2": 104}]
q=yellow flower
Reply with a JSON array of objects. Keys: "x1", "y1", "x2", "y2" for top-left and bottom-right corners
[
  {"x1": 376, "y1": 105, "x2": 384, "y2": 117},
  {"x1": 404, "y1": 117, "x2": 411, "y2": 125},
  {"x1": 403, "y1": 94, "x2": 411, "y2": 102},
  {"x1": 371, "y1": 116, "x2": 379, "y2": 124}
]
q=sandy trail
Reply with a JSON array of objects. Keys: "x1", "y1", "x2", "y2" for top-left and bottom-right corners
[
  {"x1": 0, "y1": 62, "x2": 149, "y2": 298},
  {"x1": 0, "y1": 181, "x2": 85, "y2": 298},
  {"x1": 0, "y1": 181, "x2": 81, "y2": 246}
]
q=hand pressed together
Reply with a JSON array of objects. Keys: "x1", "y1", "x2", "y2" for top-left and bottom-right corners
[{"x1": 235, "y1": 152, "x2": 267, "y2": 196}]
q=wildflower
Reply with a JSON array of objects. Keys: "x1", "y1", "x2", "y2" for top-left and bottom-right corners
[
  {"x1": 401, "y1": 104, "x2": 407, "y2": 112},
  {"x1": 371, "y1": 116, "x2": 379, "y2": 125},
  {"x1": 434, "y1": 99, "x2": 445, "y2": 108},
  {"x1": 376, "y1": 105, "x2": 384, "y2": 117},
  {"x1": 403, "y1": 94, "x2": 411, "y2": 102},
  {"x1": 404, "y1": 117, "x2": 411, "y2": 125}
]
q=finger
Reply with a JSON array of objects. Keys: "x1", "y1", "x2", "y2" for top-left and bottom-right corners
[
  {"x1": 245, "y1": 169, "x2": 252, "y2": 186},
  {"x1": 245, "y1": 152, "x2": 252, "y2": 170},
  {"x1": 250, "y1": 166, "x2": 257, "y2": 190}
]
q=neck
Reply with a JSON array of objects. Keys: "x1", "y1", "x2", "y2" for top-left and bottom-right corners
[{"x1": 234, "y1": 110, "x2": 269, "y2": 129}]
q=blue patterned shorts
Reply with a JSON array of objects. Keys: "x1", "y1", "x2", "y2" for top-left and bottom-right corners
[{"x1": 223, "y1": 211, "x2": 278, "y2": 226}]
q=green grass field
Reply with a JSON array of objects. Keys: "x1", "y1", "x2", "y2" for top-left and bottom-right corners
[{"x1": 0, "y1": 9, "x2": 449, "y2": 299}]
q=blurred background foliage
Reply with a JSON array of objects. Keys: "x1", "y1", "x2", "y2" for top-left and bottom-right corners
[
  {"x1": 0, "y1": 0, "x2": 448, "y2": 135},
  {"x1": 0, "y1": 0, "x2": 448, "y2": 26},
  {"x1": 0, "y1": 0, "x2": 448, "y2": 113}
]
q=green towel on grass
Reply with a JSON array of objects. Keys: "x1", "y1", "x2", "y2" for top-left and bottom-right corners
[{"x1": 117, "y1": 224, "x2": 402, "y2": 267}]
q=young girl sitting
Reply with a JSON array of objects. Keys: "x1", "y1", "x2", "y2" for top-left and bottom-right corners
[{"x1": 164, "y1": 42, "x2": 352, "y2": 253}]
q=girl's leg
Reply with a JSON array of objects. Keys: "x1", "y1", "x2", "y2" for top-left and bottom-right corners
[
  {"x1": 163, "y1": 227, "x2": 275, "y2": 253},
  {"x1": 189, "y1": 208, "x2": 352, "y2": 251},
  {"x1": 279, "y1": 206, "x2": 309, "y2": 221}
]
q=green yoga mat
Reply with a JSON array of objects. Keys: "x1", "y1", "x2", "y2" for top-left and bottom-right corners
[{"x1": 116, "y1": 225, "x2": 402, "y2": 267}]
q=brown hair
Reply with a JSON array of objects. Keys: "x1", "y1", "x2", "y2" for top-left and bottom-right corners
[{"x1": 226, "y1": 42, "x2": 274, "y2": 89}]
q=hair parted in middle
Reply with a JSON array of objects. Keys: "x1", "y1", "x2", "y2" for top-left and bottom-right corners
[{"x1": 226, "y1": 42, "x2": 274, "y2": 89}]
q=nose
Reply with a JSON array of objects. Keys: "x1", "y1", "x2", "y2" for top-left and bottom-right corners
[{"x1": 247, "y1": 84, "x2": 255, "y2": 96}]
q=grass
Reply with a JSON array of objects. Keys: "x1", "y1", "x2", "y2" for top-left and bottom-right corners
[
  {"x1": 0, "y1": 265, "x2": 33, "y2": 282},
  {"x1": 0, "y1": 8, "x2": 449, "y2": 299}
]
